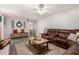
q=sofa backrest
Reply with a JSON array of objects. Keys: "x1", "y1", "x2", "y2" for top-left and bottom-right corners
[
  {"x1": 47, "y1": 29, "x2": 56, "y2": 33},
  {"x1": 47, "y1": 29, "x2": 59, "y2": 35},
  {"x1": 47, "y1": 29, "x2": 79, "y2": 38},
  {"x1": 72, "y1": 29, "x2": 79, "y2": 34},
  {"x1": 59, "y1": 29, "x2": 72, "y2": 39}
]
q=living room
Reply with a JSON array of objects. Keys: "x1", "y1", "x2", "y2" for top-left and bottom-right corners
[{"x1": 0, "y1": 4, "x2": 79, "y2": 55}]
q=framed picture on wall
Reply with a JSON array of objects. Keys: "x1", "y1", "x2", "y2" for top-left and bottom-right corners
[{"x1": 16, "y1": 21, "x2": 22, "y2": 27}]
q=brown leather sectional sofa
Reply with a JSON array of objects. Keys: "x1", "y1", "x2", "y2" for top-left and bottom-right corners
[{"x1": 41, "y1": 29, "x2": 79, "y2": 55}]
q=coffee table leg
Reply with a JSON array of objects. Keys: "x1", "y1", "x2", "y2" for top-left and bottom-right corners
[
  {"x1": 46, "y1": 43, "x2": 48, "y2": 49},
  {"x1": 29, "y1": 40, "x2": 31, "y2": 45},
  {"x1": 38, "y1": 44, "x2": 41, "y2": 50}
]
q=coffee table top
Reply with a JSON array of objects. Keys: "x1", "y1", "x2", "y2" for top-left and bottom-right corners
[{"x1": 30, "y1": 38, "x2": 49, "y2": 45}]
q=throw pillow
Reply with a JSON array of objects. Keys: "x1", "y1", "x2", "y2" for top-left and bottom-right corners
[
  {"x1": 20, "y1": 29, "x2": 25, "y2": 33},
  {"x1": 76, "y1": 38, "x2": 79, "y2": 44},
  {"x1": 13, "y1": 29, "x2": 18, "y2": 33},
  {"x1": 68, "y1": 33, "x2": 78, "y2": 42}
]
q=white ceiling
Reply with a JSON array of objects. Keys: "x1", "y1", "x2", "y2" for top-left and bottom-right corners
[{"x1": 0, "y1": 4, "x2": 79, "y2": 20}]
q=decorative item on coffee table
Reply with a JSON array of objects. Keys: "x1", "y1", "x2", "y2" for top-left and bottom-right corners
[
  {"x1": 33, "y1": 31, "x2": 37, "y2": 40},
  {"x1": 33, "y1": 35, "x2": 37, "y2": 40}
]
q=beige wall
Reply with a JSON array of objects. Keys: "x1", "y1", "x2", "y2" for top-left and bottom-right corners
[
  {"x1": 35, "y1": 9, "x2": 79, "y2": 35},
  {"x1": 4, "y1": 16, "x2": 33, "y2": 39}
]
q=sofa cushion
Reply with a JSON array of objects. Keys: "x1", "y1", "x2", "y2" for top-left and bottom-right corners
[
  {"x1": 47, "y1": 29, "x2": 55, "y2": 35},
  {"x1": 47, "y1": 31, "x2": 55, "y2": 36},
  {"x1": 54, "y1": 29, "x2": 59, "y2": 36},
  {"x1": 64, "y1": 44, "x2": 79, "y2": 55},
  {"x1": 68, "y1": 40, "x2": 76, "y2": 47},
  {"x1": 59, "y1": 33, "x2": 65, "y2": 38},
  {"x1": 59, "y1": 29, "x2": 71, "y2": 33},
  {"x1": 68, "y1": 33, "x2": 78, "y2": 42},
  {"x1": 54, "y1": 37, "x2": 67, "y2": 45},
  {"x1": 59, "y1": 29, "x2": 71, "y2": 38},
  {"x1": 72, "y1": 29, "x2": 79, "y2": 34},
  {"x1": 71, "y1": 44, "x2": 79, "y2": 55},
  {"x1": 41, "y1": 34, "x2": 50, "y2": 40},
  {"x1": 59, "y1": 33, "x2": 69, "y2": 39},
  {"x1": 64, "y1": 51, "x2": 74, "y2": 55}
]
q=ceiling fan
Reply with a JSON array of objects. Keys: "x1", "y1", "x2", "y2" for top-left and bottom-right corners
[{"x1": 34, "y1": 4, "x2": 49, "y2": 15}]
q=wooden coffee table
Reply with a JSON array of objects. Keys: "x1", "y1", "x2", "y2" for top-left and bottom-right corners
[{"x1": 29, "y1": 38, "x2": 49, "y2": 54}]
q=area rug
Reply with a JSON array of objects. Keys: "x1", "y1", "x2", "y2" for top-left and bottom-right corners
[{"x1": 9, "y1": 37, "x2": 66, "y2": 55}]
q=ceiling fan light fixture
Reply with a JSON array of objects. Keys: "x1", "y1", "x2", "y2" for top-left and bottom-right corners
[
  {"x1": 38, "y1": 4, "x2": 44, "y2": 8},
  {"x1": 34, "y1": 4, "x2": 48, "y2": 15}
]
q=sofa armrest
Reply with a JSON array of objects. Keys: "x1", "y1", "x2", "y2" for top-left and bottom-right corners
[
  {"x1": 41, "y1": 33, "x2": 50, "y2": 39},
  {"x1": 41, "y1": 33, "x2": 49, "y2": 35},
  {"x1": 67, "y1": 40, "x2": 77, "y2": 47},
  {"x1": 64, "y1": 44, "x2": 79, "y2": 55}
]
